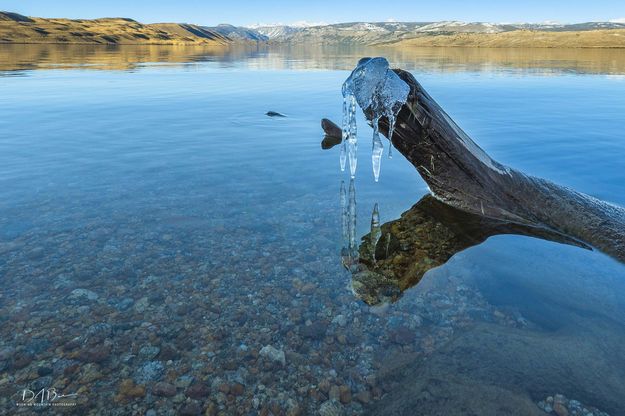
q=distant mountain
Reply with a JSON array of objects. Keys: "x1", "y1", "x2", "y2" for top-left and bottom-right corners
[
  {"x1": 253, "y1": 25, "x2": 302, "y2": 40},
  {"x1": 243, "y1": 20, "x2": 625, "y2": 45},
  {"x1": 207, "y1": 24, "x2": 267, "y2": 41},
  {"x1": 2, "y1": 11, "x2": 625, "y2": 48}
]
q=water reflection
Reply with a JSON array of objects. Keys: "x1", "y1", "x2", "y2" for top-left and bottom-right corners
[
  {"x1": 339, "y1": 180, "x2": 358, "y2": 269},
  {"x1": 3, "y1": 43, "x2": 625, "y2": 74},
  {"x1": 343, "y1": 189, "x2": 591, "y2": 305}
]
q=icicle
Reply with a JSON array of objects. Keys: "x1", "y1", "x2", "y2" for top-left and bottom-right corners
[
  {"x1": 387, "y1": 113, "x2": 395, "y2": 159},
  {"x1": 371, "y1": 116, "x2": 383, "y2": 182},
  {"x1": 347, "y1": 94, "x2": 358, "y2": 178},
  {"x1": 348, "y1": 178, "x2": 357, "y2": 254},
  {"x1": 340, "y1": 57, "x2": 409, "y2": 181}
]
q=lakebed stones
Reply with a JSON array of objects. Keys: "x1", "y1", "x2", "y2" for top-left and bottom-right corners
[
  {"x1": 70, "y1": 288, "x2": 99, "y2": 301},
  {"x1": 259, "y1": 345, "x2": 286, "y2": 366},
  {"x1": 153, "y1": 381, "x2": 176, "y2": 397},
  {"x1": 537, "y1": 393, "x2": 610, "y2": 416},
  {"x1": 134, "y1": 361, "x2": 165, "y2": 384}
]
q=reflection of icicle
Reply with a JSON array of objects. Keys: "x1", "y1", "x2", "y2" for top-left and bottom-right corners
[
  {"x1": 348, "y1": 179, "x2": 357, "y2": 256},
  {"x1": 339, "y1": 179, "x2": 358, "y2": 269},
  {"x1": 371, "y1": 117, "x2": 384, "y2": 182},
  {"x1": 370, "y1": 203, "x2": 381, "y2": 262},
  {"x1": 340, "y1": 181, "x2": 348, "y2": 244}
]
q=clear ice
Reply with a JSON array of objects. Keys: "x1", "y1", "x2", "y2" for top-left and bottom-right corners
[
  {"x1": 341, "y1": 57, "x2": 410, "y2": 181},
  {"x1": 370, "y1": 203, "x2": 381, "y2": 262},
  {"x1": 340, "y1": 180, "x2": 358, "y2": 268}
]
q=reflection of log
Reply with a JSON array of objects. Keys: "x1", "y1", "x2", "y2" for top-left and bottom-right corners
[
  {"x1": 324, "y1": 69, "x2": 625, "y2": 262},
  {"x1": 353, "y1": 195, "x2": 590, "y2": 305}
]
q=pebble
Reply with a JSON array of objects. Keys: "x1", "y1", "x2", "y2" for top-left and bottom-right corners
[
  {"x1": 319, "y1": 399, "x2": 344, "y2": 416},
  {"x1": 332, "y1": 314, "x2": 347, "y2": 327},
  {"x1": 186, "y1": 383, "x2": 210, "y2": 399},
  {"x1": 117, "y1": 379, "x2": 146, "y2": 400},
  {"x1": 180, "y1": 401, "x2": 202, "y2": 415},
  {"x1": 70, "y1": 288, "x2": 99, "y2": 301},
  {"x1": 134, "y1": 361, "x2": 164, "y2": 384},
  {"x1": 138, "y1": 345, "x2": 161, "y2": 361},
  {"x1": 259, "y1": 345, "x2": 286, "y2": 366},
  {"x1": 152, "y1": 382, "x2": 176, "y2": 397}
]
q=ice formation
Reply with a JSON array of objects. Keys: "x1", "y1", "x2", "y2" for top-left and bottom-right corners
[
  {"x1": 370, "y1": 203, "x2": 381, "y2": 262},
  {"x1": 341, "y1": 57, "x2": 410, "y2": 181},
  {"x1": 340, "y1": 180, "x2": 358, "y2": 268}
]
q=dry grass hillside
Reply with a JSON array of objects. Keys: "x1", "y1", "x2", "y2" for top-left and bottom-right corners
[
  {"x1": 0, "y1": 11, "x2": 229, "y2": 45},
  {"x1": 392, "y1": 29, "x2": 625, "y2": 48}
]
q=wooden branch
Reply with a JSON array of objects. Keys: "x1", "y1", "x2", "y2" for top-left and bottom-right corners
[{"x1": 325, "y1": 69, "x2": 625, "y2": 262}]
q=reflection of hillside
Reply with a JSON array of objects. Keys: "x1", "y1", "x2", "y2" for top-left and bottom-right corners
[{"x1": 2, "y1": 44, "x2": 625, "y2": 74}]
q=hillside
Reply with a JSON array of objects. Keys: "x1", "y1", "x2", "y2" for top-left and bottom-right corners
[
  {"x1": 2, "y1": 11, "x2": 625, "y2": 48},
  {"x1": 391, "y1": 29, "x2": 625, "y2": 48},
  {"x1": 0, "y1": 11, "x2": 229, "y2": 45},
  {"x1": 254, "y1": 21, "x2": 625, "y2": 48}
]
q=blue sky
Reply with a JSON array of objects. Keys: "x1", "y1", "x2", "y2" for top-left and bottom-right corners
[{"x1": 3, "y1": 0, "x2": 625, "y2": 26}]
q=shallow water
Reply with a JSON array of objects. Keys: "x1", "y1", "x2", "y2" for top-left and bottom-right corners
[{"x1": 1, "y1": 44, "x2": 625, "y2": 415}]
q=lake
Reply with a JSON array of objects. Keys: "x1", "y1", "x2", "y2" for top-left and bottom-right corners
[{"x1": 1, "y1": 44, "x2": 625, "y2": 415}]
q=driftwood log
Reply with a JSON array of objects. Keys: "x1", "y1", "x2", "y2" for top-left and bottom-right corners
[{"x1": 324, "y1": 69, "x2": 625, "y2": 263}]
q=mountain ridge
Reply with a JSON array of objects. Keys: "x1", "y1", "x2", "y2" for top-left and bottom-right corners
[{"x1": 2, "y1": 11, "x2": 625, "y2": 48}]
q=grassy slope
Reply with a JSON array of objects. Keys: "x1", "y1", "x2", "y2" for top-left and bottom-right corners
[
  {"x1": 390, "y1": 29, "x2": 625, "y2": 48},
  {"x1": 0, "y1": 12, "x2": 229, "y2": 45}
]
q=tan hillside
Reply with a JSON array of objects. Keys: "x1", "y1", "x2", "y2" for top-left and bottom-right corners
[
  {"x1": 391, "y1": 29, "x2": 625, "y2": 48},
  {"x1": 0, "y1": 11, "x2": 229, "y2": 45}
]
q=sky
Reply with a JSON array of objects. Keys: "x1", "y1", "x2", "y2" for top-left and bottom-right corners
[{"x1": 3, "y1": 0, "x2": 625, "y2": 27}]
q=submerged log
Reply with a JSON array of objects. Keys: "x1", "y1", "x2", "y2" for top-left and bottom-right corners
[{"x1": 324, "y1": 69, "x2": 625, "y2": 262}]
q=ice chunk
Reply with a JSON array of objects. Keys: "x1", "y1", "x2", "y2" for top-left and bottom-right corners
[{"x1": 341, "y1": 57, "x2": 409, "y2": 181}]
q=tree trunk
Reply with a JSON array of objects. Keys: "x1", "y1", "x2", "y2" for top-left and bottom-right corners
[{"x1": 328, "y1": 69, "x2": 625, "y2": 262}]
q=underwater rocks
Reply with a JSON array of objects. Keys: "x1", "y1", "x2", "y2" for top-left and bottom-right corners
[
  {"x1": 259, "y1": 345, "x2": 286, "y2": 366},
  {"x1": 0, "y1": 194, "x2": 554, "y2": 415},
  {"x1": 537, "y1": 394, "x2": 610, "y2": 416}
]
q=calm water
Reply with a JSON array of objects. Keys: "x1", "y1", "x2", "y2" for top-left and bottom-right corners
[{"x1": 1, "y1": 44, "x2": 625, "y2": 415}]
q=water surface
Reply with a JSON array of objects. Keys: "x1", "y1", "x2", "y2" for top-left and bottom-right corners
[{"x1": 1, "y1": 44, "x2": 625, "y2": 415}]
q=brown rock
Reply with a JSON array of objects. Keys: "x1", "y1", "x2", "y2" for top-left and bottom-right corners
[
  {"x1": 153, "y1": 381, "x2": 176, "y2": 397},
  {"x1": 116, "y1": 379, "x2": 145, "y2": 402},
  {"x1": 77, "y1": 344, "x2": 111, "y2": 363},
  {"x1": 554, "y1": 403, "x2": 569, "y2": 416},
  {"x1": 339, "y1": 385, "x2": 352, "y2": 404},
  {"x1": 230, "y1": 383, "x2": 244, "y2": 396},
  {"x1": 318, "y1": 379, "x2": 331, "y2": 394},
  {"x1": 186, "y1": 383, "x2": 210, "y2": 399},
  {"x1": 218, "y1": 382, "x2": 230, "y2": 394},
  {"x1": 354, "y1": 390, "x2": 371, "y2": 404}
]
